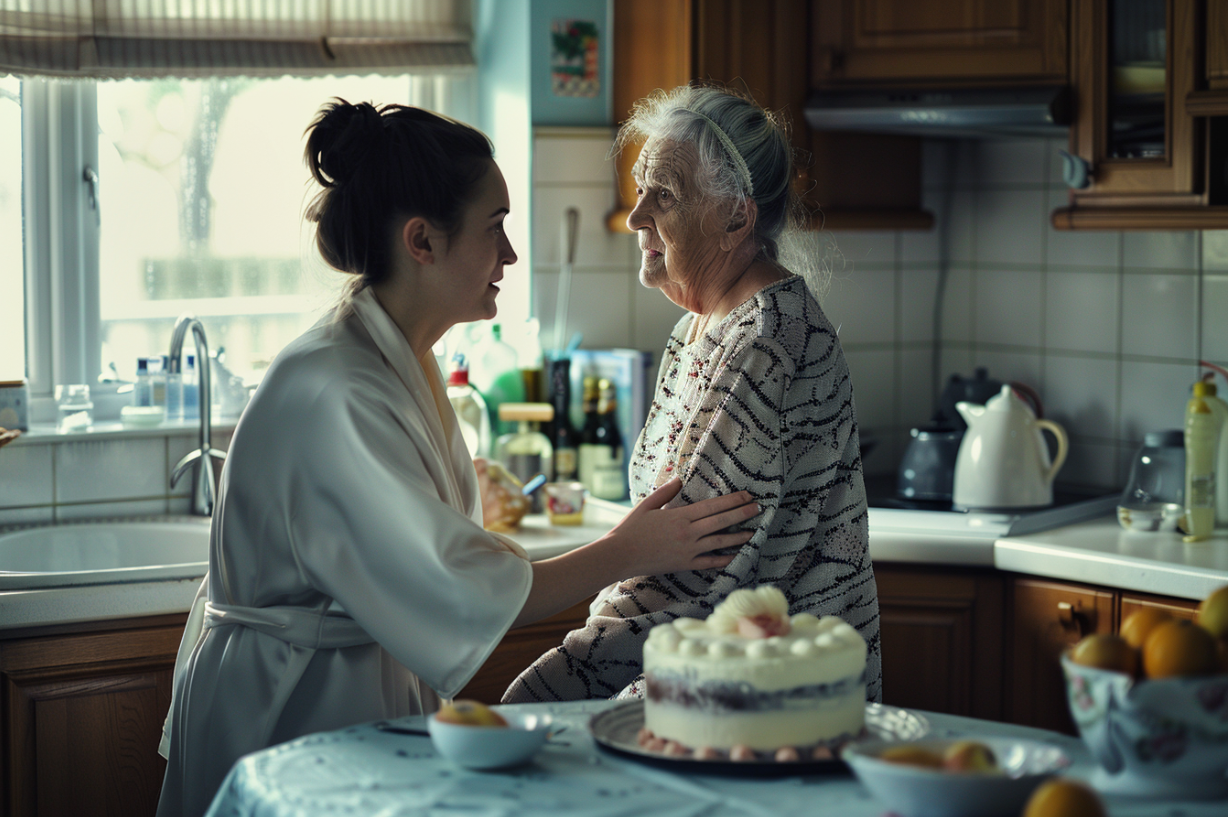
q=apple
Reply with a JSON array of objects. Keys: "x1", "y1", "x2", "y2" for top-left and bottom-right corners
[
  {"x1": 1197, "y1": 584, "x2": 1228, "y2": 641},
  {"x1": 878, "y1": 744, "x2": 943, "y2": 768},
  {"x1": 433, "y1": 699, "x2": 508, "y2": 727},
  {"x1": 942, "y1": 740, "x2": 998, "y2": 773}
]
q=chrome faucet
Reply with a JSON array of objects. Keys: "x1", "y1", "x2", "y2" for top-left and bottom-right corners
[{"x1": 168, "y1": 315, "x2": 227, "y2": 516}]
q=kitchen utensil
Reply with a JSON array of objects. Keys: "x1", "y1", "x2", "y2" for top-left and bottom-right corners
[
  {"x1": 897, "y1": 425, "x2": 963, "y2": 501},
  {"x1": 1117, "y1": 429, "x2": 1185, "y2": 532},
  {"x1": 588, "y1": 700, "x2": 929, "y2": 777},
  {"x1": 952, "y1": 385, "x2": 1068, "y2": 510},
  {"x1": 842, "y1": 735, "x2": 1071, "y2": 817},
  {"x1": 553, "y1": 208, "x2": 579, "y2": 354}
]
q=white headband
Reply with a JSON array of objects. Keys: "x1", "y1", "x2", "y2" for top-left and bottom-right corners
[{"x1": 693, "y1": 111, "x2": 754, "y2": 197}]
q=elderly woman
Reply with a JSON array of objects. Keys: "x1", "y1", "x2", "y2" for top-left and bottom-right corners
[{"x1": 503, "y1": 84, "x2": 881, "y2": 704}]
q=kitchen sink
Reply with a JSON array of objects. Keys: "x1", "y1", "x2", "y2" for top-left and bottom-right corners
[{"x1": 0, "y1": 517, "x2": 210, "y2": 590}]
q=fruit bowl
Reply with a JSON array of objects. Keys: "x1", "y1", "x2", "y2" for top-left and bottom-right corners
[
  {"x1": 1061, "y1": 654, "x2": 1228, "y2": 799},
  {"x1": 841, "y1": 736, "x2": 1071, "y2": 817},
  {"x1": 428, "y1": 707, "x2": 553, "y2": 770}
]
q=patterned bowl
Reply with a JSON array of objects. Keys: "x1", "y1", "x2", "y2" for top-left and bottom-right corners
[{"x1": 1061, "y1": 654, "x2": 1228, "y2": 799}]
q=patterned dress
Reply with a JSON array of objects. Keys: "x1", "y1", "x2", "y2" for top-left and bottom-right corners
[{"x1": 502, "y1": 275, "x2": 882, "y2": 703}]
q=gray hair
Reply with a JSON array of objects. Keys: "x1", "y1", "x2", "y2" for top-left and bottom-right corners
[{"x1": 613, "y1": 84, "x2": 834, "y2": 299}]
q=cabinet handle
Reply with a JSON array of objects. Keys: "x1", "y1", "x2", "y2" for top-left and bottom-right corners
[{"x1": 1057, "y1": 601, "x2": 1094, "y2": 637}]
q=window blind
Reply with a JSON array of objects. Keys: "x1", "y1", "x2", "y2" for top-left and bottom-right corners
[{"x1": 0, "y1": 0, "x2": 474, "y2": 78}]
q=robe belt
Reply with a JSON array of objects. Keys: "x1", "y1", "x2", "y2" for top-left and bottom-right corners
[{"x1": 201, "y1": 598, "x2": 375, "y2": 750}]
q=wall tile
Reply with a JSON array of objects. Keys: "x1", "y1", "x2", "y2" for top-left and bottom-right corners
[
  {"x1": 975, "y1": 139, "x2": 1050, "y2": 186},
  {"x1": 899, "y1": 347, "x2": 938, "y2": 430},
  {"x1": 1042, "y1": 355, "x2": 1119, "y2": 441},
  {"x1": 861, "y1": 432, "x2": 901, "y2": 479},
  {"x1": 948, "y1": 190, "x2": 976, "y2": 264},
  {"x1": 1058, "y1": 440, "x2": 1122, "y2": 492},
  {"x1": 939, "y1": 345, "x2": 976, "y2": 383},
  {"x1": 940, "y1": 267, "x2": 974, "y2": 342},
  {"x1": 830, "y1": 232, "x2": 897, "y2": 269},
  {"x1": 56, "y1": 437, "x2": 166, "y2": 504},
  {"x1": 534, "y1": 268, "x2": 633, "y2": 351},
  {"x1": 0, "y1": 506, "x2": 54, "y2": 526},
  {"x1": 901, "y1": 269, "x2": 939, "y2": 342},
  {"x1": 532, "y1": 129, "x2": 617, "y2": 184},
  {"x1": 971, "y1": 349, "x2": 1043, "y2": 394},
  {"x1": 845, "y1": 349, "x2": 896, "y2": 430},
  {"x1": 1118, "y1": 360, "x2": 1198, "y2": 440},
  {"x1": 975, "y1": 188, "x2": 1046, "y2": 267},
  {"x1": 1121, "y1": 273, "x2": 1198, "y2": 359},
  {"x1": 57, "y1": 498, "x2": 168, "y2": 521},
  {"x1": 1046, "y1": 189, "x2": 1121, "y2": 269},
  {"x1": 1204, "y1": 231, "x2": 1228, "y2": 271},
  {"x1": 1045, "y1": 270, "x2": 1120, "y2": 355},
  {"x1": 974, "y1": 268, "x2": 1043, "y2": 347},
  {"x1": 1122, "y1": 231, "x2": 1199, "y2": 271},
  {"x1": 1046, "y1": 137, "x2": 1069, "y2": 187},
  {"x1": 531, "y1": 185, "x2": 627, "y2": 269},
  {"x1": 0, "y1": 443, "x2": 53, "y2": 508},
  {"x1": 822, "y1": 269, "x2": 896, "y2": 345},
  {"x1": 1202, "y1": 275, "x2": 1228, "y2": 363}
]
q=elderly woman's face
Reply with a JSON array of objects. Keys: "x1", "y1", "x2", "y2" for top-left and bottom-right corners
[{"x1": 627, "y1": 139, "x2": 726, "y2": 300}]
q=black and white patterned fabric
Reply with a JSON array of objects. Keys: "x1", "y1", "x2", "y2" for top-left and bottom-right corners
[{"x1": 502, "y1": 275, "x2": 881, "y2": 703}]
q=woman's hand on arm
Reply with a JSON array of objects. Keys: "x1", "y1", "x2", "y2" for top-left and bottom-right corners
[{"x1": 512, "y1": 478, "x2": 758, "y2": 627}]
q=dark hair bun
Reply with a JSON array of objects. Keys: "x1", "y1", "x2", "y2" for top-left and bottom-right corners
[{"x1": 307, "y1": 100, "x2": 386, "y2": 188}]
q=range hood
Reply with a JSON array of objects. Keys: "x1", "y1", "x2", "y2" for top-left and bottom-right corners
[{"x1": 804, "y1": 86, "x2": 1072, "y2": 138}]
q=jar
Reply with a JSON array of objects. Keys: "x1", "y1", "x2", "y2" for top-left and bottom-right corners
[
  {"x1": 0, "y1": 379, "x2": 29, "y2": 431},
  {"x1": 1118, "y1": 429, "x2": 1185, "y2": 532}
]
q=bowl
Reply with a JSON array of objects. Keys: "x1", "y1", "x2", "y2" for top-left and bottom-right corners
[
  {"x1": 842, "y1": 736, "x2": 1071, "y2": 817},
  {"x1": 1116, "y1": 502, "x2": 1184, "y2": 532},
  {"x1": 427, "y1": 708, "x2": 552, "y2": 770},
  {"x1": 1061, "y1": 654, "x2": 1228, "y2": 799}
]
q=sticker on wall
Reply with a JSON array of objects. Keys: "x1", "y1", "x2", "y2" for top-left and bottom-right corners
[{"x1": 551, "y1": 19, "x2": 599, "y2": 98}]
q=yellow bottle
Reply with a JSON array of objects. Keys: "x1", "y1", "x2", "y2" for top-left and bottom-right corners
[
  {"x1": 1184, "y1": 382, "x2": 1220, "y2": 542},
  {"x1": 1200, "y1": 381, "x2": 1228, "y2": 528}
]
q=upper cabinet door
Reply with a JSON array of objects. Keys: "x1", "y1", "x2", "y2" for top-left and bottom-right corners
[
  {"x1": 812, "y1": 0, "x2": 1069, "y2": 85},
  {"x1": 1066, "y1": 0, "x2": 1203, "y2": 204}
]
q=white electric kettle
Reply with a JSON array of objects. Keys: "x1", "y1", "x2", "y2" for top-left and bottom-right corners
[{"x1": 952, "y1": 385, "x2": 1068, "y2": 510}]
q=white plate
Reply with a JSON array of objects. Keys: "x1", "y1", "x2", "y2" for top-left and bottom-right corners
[{"x1": 589, "y1": 701, "x2": 928, "y2": 777}]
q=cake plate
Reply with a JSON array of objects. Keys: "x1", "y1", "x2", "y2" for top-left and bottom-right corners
[{"x1": 589, "y1": 701, "x2": 929, "y2": 777}]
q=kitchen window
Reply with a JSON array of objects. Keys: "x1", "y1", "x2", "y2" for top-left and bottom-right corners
[{"x1": 1, "y1": 0, "x2": 493, "y2": 425}]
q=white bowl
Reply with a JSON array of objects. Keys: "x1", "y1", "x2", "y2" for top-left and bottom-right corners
[
  {"x1": 842, "y1": 736, "x2": 1072, "y2": 817},
  {"x1": 427, "y1": 708, "x2": 551, "y2": 770}
]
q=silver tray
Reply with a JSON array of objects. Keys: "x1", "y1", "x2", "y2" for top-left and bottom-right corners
[{"x1": 589, "y1": 701, "x2": 929, "y2": 777}]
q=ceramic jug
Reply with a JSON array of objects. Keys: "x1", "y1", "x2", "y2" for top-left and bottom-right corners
[{"x1": 952, "y1": 385, "x2": 1068, "y2": 509}]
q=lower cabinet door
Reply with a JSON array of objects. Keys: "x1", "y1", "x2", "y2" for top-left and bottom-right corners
[{"x1": 1007, "y1": 577, "x2": 1115, "y2": 735}]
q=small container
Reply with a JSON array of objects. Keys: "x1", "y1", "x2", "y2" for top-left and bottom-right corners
[
  {"x1": 182, "y1": 355, "x2": 200, "y2": 421},
  {"x1": 544, "y1": 481, "x2": 586, "y2": 525},
  {"x1": 55, "y1": 384, "x2": 94, "y2": 432},
  {"x1": 496, "y1": 403, "x2": 554, "y2": 513},
  {"x1": 1118, "y1": 429, "x2": 1186, "y2": 532},
  {"x1": 134, "y1": 358, "x2": 153, "y2": 407},
  {"x1": 0, "y1": 379, "x2": 30, "y2": 432}
]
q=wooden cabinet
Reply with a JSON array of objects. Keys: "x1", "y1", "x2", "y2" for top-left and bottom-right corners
[
  {"x1": 1119, "y1": 590, "x2": 1199, "y2": 621},
  {"x1": 812, "y1": 0, "x2": 1069, "y2": 86},
  {"x1": 0, "y1": 615, "x2": 185, "y2": 817},
  {"x1": 1055, "y1": 0, "x2": 1228, "y2": 229},
  {"x1": 875, "y1": 564, "x2": 1005, "y2": 721},
  {"x1": 610, "y1": 0, "x2": 931, "y2": 231},
  {"x1": 1006, "y1": 577, "x2": 1116, "y2": 735},
  {"x1": 458, "y1": 597, "x2": 594, "y2": 704}
]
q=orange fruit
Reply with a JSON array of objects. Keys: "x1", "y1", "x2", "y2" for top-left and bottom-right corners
[
  {"x1": 1142, "y1": 618, "x2": 1221, "y2": 678},
  {"x1": 1022, "y1": 778, "x2": 1107, "y2": 817},
  {"x1": 1069, "y1": 633, "x2": 1139, "y2": 676},
  {"x1": 878, "y1": 744, "x2": 943, "y2": 768},
  {"x1": 1196, "y1": 585, "x2": 1228, "y2": 640},
  {"x1": 1120, "y1": 607, "x2": 1174, "y2": 650}
]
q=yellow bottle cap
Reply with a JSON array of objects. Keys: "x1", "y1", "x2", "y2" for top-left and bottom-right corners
[{"x1": 1194, "y1": 380, "x2": 1218, "y2": 397}]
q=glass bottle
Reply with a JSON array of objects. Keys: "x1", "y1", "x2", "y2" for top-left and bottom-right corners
[
  {"x1": 470, "y1": 324, "x2": 525, "y2": 437},
  {"x1": 548, "y1": 358, "x2": 579, "y2": 482},
  {"x1": 588, "y1": 378, "x2": 626, "y2": 501},
  {"x1": 1184, "y1": 381, "x2": 1220, "y2": 542},
  {"x1": 496, "y1": 402, "x2": 554, "y2": 513},
  {"x1": 577, "y1": 375, "x2": 602, "y2": 491},
  {"x1": 182, "y1": 354, "x2": 200, "y2": 422},
  {"x1": 134, "y1": 357, "x2": 153, "y2": 407},
  {"x1": 447, "y1": 353, "x2": 491, "y2": 458}
]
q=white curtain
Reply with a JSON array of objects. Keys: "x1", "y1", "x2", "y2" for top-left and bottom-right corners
[{"x1": 0, "y1": 0, "x2": 474, "y2": 78}]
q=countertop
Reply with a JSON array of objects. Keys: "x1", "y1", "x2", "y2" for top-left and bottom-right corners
[{"x1": 6, "y1": 501, "x2": 1228, "y2": 633}]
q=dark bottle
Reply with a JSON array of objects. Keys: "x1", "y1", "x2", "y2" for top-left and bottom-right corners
[
  {"x1": 549, "y1": 358, "x2": 579, "y2": 482},
  {"x1": 589, "y1": 378, "x2": 626, "y2": 501},
  {"x1": 577, "y1": 375, "x2": 602, "y2": 490}
]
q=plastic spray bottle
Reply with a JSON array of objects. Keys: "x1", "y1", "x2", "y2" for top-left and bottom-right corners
[{"x1": 1183, "y1": 380, "x2": 1222, "y2": 542}]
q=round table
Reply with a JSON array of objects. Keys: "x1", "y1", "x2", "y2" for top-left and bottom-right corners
[{"x1": 203, "y1": 701, "x2": 1220, "y2": 817}]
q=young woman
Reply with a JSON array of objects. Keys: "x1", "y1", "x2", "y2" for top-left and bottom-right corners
[{"x1": 155, "y1": 100, "x2": 758, "y2": 817}]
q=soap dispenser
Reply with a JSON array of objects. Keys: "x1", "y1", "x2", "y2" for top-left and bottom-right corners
[{"x1": 1183, "y1": 380, "x2": 1222, "y2": 542}]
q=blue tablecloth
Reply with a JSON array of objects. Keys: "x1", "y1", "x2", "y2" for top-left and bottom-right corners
[{"x1": 204, "y1": 701, "x2": 1222, "y2": 817}]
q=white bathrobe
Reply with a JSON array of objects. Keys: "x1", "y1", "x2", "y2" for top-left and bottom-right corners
[{"x1": 156, "y1": 289, "x2": 533, "y2": 817}]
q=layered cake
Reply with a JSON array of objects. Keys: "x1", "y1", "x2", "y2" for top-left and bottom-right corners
[{"x1": 641, "y1": 585, "x2": 867, "y2": 759}]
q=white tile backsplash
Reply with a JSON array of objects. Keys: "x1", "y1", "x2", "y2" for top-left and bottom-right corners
[
  {"x1": 1118, "y1": 360, "x2": 1199, "y2": 441},
  {"x1": 56, "y1": 438, "x2": 166, "y2": 503},
  {"x1": 976, "y1": 188, "x2": 1046, "y2": 266},
  {"x1": 533, "y1": 129, "x2": 618, "y2": 184},
  {"x1": 1045, "y1": 270, "x2": 1120, "y2": 355},
  {"x1": 0, "y1": 443, "x2": 53, "y2": 508},
  {"x1": 1120, "y1": 272, "x2": 1199, "y2": 359},
  {"x1": 1042, "y1": 355, "x2": 1119, "y2": 440},
  {"x1": 821, "y1": 268, "x2": 897, "y2": 345},
  {"x1": 1122, "y1": 231, "x2": 1199, "y2": 271},
  {"x1": 975, "y1": 139, "x2": 1050, "y2": 186},
  {"x1": 1201, "y1": 275, "x2": 1228, "y2": 363},
  {"x1": 974, "y1": 268, "x2": 1043, "y2": 347},
  {"x1": 845, "y1": 349, "x2": 896, "y2": 430},
  {"x1": 532, "y1": 185, "x2": 628, "y2": 268},
  {"x1": 1046, "y1": 189, "x2": 1121, "y2": 269},
  {"x1": 900, "y1": 269, "x2": 939, "y2": 343},
  {"x1": 57, "y1": 498, "x2": 168, "y2": 521},
  {"x1": 534, "y1": 267, "x2": 634, "y2": 352}
]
